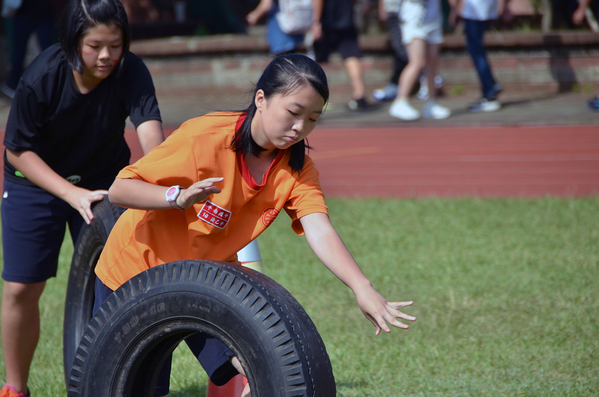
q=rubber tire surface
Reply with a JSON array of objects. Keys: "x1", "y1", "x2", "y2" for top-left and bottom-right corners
[
  {"x1": 63, "y1": 198, "x2": 126, "y2": 383},
  {"x1": 67, "y1": 260, "x2": 336, "y2": 397}
]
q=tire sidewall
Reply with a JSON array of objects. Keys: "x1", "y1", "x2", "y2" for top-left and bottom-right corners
[
  {"x1": 67, "y1": 260, "x2": 336, "y2": 397},
  {"x1": 63, "y1": 198, "x2": 125, "y2": 382}
]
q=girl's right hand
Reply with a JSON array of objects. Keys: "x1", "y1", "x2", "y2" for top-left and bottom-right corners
[{"x1": 176, "y1": 177, "x2": 224, "y2": 209}]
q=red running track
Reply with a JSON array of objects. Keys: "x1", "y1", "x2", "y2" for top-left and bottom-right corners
[{"x1": 2, "y1": 125, "x2": 598, "y2": 198}]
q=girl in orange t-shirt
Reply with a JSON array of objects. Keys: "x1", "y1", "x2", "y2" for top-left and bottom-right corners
[{"x1": 94, "y1": 53, "x2": 416, "y2": 397}]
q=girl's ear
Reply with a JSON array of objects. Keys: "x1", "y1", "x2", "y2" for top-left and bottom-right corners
[{"x1": 254, "y1": 89, "x2": 266, "y2": 111}]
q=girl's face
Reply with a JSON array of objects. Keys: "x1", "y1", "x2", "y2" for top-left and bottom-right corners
[
  {"x1": 253, "y1": 84, "x2": 325, "y2": 152},
  {"x1": 77, "y1": 23, "x2": 123, "y2": 84}
]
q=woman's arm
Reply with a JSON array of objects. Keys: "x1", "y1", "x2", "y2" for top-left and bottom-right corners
[
  {"x1": 300, "y1": 212, "x2": 416, "y2": 335},
  {"x1": 311, "y1": 0, "x2": 323, "y2": 41},
  {"x1": 136, "y1": 119, "x2": 165, "y2": 155},
  {"x1": 246, "y1": 0, "x2": 274, "y2": 26},
  {"x1": 108, "y1": 177, "x2": 225, "y2": 210},
  {"x1": 6, "y1": 149, "x2": 108, "y2": 224}
]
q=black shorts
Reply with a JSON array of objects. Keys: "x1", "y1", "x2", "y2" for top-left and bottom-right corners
[
  {"x1": 314, "y1": 27, "x2": 363, "y2": 63},
  {"x1": 1, "y1": 174, "x2": 114, "y2": 283},
  {"x1": 1, "y1": 181, "x2": 85, "y2": 283}
]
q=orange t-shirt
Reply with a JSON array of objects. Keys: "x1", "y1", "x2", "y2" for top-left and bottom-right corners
[{"x1": 95, "y1": 112, "x2": 328, "y2": 290}]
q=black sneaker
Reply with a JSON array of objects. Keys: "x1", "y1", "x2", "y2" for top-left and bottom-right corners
[
  {"x1": 468, "y1": 97, "x2": 501, "y2": 112},
  {"x1": 348, "y1": 97, "x2": 378, "y2": 111}
]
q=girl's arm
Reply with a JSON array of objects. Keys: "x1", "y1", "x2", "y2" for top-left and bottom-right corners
[
  {"x1": 311, "y1": 0, "x2": 323, "y2": 41},
  {"x1": 6, "y1": 149, "x2": 108, "y2": 224},
  {"x1": 108, "y1": 177, "x2": 224, "y2": 210},
  {"x1": 246, "y1": 0, "x2": 273, "y2": 26},
  {"x1": 136, "y1": 119, "x2": 165, "y2": 155},
  {"x1": 299, "y1": 212, "x2": 416, "y2": 335}
]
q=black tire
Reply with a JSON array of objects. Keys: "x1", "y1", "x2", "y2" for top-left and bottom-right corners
[
  {"x1": 67, "y1": 260, "x2": 336, "y2": 397},
  {"x1": 63, "y1": 197, "x2": 126, "y2": 383}
]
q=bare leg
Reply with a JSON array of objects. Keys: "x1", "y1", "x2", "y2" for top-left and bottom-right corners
[
  {"x1": 231, "y1": 356, "x2": 251, "y2": 397},
  {"x1": 425, "y1": 43, "x2": 441, "y2": 101},
  {"x1": 397, "y1": 38, "x2": 427, "y2": 100},
  {"x1": 154, "y1": 356, "x2": 249, "y2": 397},
  {"x1": 1, "y1": 281, "x2": 46, "y2": 394},
  {"x1": 344, "y1": 56, "x2": 366, "y2": 100}
]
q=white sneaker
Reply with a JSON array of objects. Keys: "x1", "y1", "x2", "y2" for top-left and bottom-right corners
[
  {"x1": 434, "y1": 75, "x2": 444, "y2": 89},
  {"x1": 417, "y1": 75, "x2": 444, "y2": 101},
  {"x1": 416, "y1": 76, "x2": 429, "y2": 101},
  {"x1": 389, "y1": 99, "x2": 420, "y2": 120},
  {"x1": 371, "y1": 83, "x2": 398, "y2": 102},
  {"x1": 468, "y1": 98, "x2": 501, "y2": 112},
  {"x1": 422, "y1": 100, "x2": 451, "y2": 119}
]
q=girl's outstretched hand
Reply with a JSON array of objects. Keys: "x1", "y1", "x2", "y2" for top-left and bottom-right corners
[
  {"x1": 354, "y1": 286, "x2": 416, "y2": 335},
  {"x1": 176, "y1": 177, "x2": 224, "y2": 209}
]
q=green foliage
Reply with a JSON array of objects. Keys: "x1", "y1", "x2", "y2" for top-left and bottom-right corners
[
  {"x1": 449, "y1": 84, "x2": 466, "y2": 97},
  {"x1": 0, "y1": 198, "x2": 597, "y2": 396}
]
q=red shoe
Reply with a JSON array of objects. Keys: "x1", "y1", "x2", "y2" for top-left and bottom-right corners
[{"x1": 0, "y1": 384, "x2": 30, "y2": 397}]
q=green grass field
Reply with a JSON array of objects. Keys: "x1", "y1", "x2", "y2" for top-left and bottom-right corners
[{"x1": 1, "y1": 198, "x2": 598, "y2": 396}]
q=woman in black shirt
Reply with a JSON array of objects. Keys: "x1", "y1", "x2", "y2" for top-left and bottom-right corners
[{"x1": 1, "y1": 0, "x2": 163, "y2": 395}]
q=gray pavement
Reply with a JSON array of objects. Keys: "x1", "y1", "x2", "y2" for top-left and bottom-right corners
[
  {"x1": 150, "y1": 87, "x2": 599, "y2": 129},
  {"x1": 2, "y1": 81, "x2": 599, "y2": 130}
]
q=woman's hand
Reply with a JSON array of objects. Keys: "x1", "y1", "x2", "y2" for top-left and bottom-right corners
[
  {"x1": 572, "y1": 5, "x2": 587, "y2": 25},
  {"x1": 246, "y1": 10, "x2": 261, "y2": 26},
  {"x1": 354, "y1": 285, "x2": 416, "y2": 335},
  {"x1": 5, "y1": 149, "x2": 108, "y2": 224},
  {"x1": 176, "y1": 177, "x2": 224, "y2": 209},
  {"x1": 64, "y1": 186, "x2": 109, "y2": 224}
]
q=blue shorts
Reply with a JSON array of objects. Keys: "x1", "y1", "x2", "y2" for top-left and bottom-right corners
[
  {"x1": 1, "y1": 179, "x2": 108, "y2": 283},
  {"x1": 266, "y1": 7, "x2": 304, "y2": 55}
]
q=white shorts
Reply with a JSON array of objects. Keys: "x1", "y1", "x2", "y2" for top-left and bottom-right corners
[{"x1": 400, "y1": 0, "x2": 444, "y2": 45}]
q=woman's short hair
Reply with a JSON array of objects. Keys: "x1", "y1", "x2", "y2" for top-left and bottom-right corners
[
  {"x1": 232, "y1": 54, "x2": 330, "y2": 172},
  {"x1": 60, "y1": 0, "x2": 130, "y2": 75}
]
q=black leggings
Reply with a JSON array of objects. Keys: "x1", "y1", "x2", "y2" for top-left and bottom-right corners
[{"x1": 387, "y1": 12, "x2": 409, "y2": 84}]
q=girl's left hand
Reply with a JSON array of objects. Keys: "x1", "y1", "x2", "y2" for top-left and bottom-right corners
[{"x1": 354, "y1": 286, "x2": 416, "y2": 335}]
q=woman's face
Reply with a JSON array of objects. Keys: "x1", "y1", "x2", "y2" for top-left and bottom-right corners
[
  {"x1": 253, "y1": 83, "x2": 325, "y2": 152},
  {"x1": 77, "y1": 23, "x2": 123, "y2": 83}
]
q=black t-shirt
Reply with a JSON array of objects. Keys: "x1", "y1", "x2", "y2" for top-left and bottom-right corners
[
  {"x1": 321, "y1": 0, "x2": 355, "y2": 31},
  {"x1": 4, "y1": 44, "x2": 162, "y2": 189}
]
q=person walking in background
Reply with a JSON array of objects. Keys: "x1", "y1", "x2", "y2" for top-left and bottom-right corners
[
  {"x1": 370, "y1": 0, "x2": 408, "y2": 102},
  {"x1": 449, "y1": 0, "x2": 506, "y2": 112},
  {"x1": 371, "y1": 0, "x2": 446, "y2": 103},
  {"x1": 571, "y1": 0, "x2": 599, "y2": 110},
  {"x1": 311, "y1": 0, "x2": 373, "y2": 110},
  {"x1": 1, "y1": 0, "x2": 56, "y2": 98},
  {"x1": 0, "y1": 0, "x2": 165, "y2": 395},
  {"x1": 246, "y1": 0, "x2": 313, "y2": 56},
  {"x1": 389, "y1": 0, "x2": 451, "y2": 120}
]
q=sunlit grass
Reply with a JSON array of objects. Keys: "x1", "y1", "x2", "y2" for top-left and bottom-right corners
[{"x1": 0, "y1": 198, "x2": 597, "y2": 396}]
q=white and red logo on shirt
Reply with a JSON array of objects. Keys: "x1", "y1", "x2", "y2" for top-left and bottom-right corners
[{"x1": 198, "y1": 201, "x2": 231, "y2": 229}]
